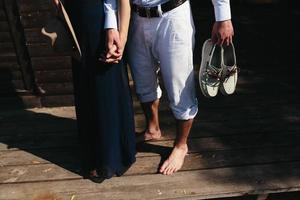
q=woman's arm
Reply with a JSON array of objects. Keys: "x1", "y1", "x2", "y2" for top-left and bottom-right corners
[{"x1": 118, "y1": 0, "x2": 131, "y2": 49}]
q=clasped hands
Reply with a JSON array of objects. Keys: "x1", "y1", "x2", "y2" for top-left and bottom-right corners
[{"x1": 99, "y1": 29, "x2": 126, "y2": 64}]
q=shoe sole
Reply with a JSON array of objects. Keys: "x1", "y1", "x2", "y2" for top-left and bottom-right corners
[{"x1": 199, "y1": 39, "x2": 219, "y2": 98}]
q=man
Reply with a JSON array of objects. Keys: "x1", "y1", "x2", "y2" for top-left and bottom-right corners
[{"x1": 105, "y1": 0, "x2": 234, "y2": 175}]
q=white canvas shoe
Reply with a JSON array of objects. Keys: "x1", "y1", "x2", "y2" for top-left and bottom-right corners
[
  {"x1": 199, "y1": 39, "x2": 223, "y2": 98},
  {"x1": 219, "y1": 43, "x2": 238, "y2": 95}
]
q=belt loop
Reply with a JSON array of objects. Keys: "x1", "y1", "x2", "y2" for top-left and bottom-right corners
[{"x1": 157, "y1": 4, "x2": 163, "y2": 17}]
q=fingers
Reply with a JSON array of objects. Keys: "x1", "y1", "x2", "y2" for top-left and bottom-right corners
[
  {"x1": 99, "y1": 54, "x2": 122, "y2": 64},
  {"x1": 211, "y1": 34, "x2": 218, "y2": 45},
  {"x1": 213, "y1": 33, "x2": 233, "y2": 46},
  {"x1": 104, "y1": 29, "x2": 125, "y2": 64},
  {"x1": 99, "y1": 47, "x2": 122, "y2": 64},
  {"x1": 211, "y1": 21, "x2": 234, "y2": 46},
  {"x1": 114, "y1": 36, "x2": 122, "y2": 51},
  {"x1": 218, "y1": 35, "x2": 224, "y2": 46},
  {"x1": 106, "y1": 45, "x2": 121, "y2": 59},
  {"x1": 53, "y1": 0, "x2": 59, "y2": 6}
]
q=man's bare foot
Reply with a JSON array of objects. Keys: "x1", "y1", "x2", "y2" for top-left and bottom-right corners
[
  {"x1": 159, "y1": 144, "x2": 188, "y2": 175},
  {"x1": 144, "y1": 129, "x2": 162, "y2": 140},
  {"x1": 136, "y1": 129, "x2": 162, "y2": 143}
]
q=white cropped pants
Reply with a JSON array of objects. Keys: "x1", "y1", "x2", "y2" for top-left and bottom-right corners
[{"x1": 127, "y1": 1, "x2": 198, "y2": 120}]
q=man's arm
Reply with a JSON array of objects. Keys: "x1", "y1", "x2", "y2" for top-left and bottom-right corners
[
  {"x1": 104, "y1": 0, "x2": 118, "y2": 29},
  {"x1": 212, "y1": 0, "x2": 231, "y2": 22},
  {"x1": 211, "y1": 0, "x2": 234, "y2": 45},
  {"x1": 103, "y1": 0, "x2": 121, "y2": 63}
]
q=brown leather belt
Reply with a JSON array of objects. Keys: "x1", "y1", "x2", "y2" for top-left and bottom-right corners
[{"x1": 132, "y1": 0, "x2": 187, "y2": 18}]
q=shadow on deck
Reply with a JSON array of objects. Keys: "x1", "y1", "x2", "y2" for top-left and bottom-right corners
[{"x1": 1, "y1": 2, "x2": 300, "y2": 200}]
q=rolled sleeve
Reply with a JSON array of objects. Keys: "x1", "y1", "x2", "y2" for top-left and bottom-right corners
[
  {"x1": 212, "y1": 0, "x2": 232, "y2": 22},
  {"x1": 104, "y1": 0, "x2": 118, "y2": 29}
]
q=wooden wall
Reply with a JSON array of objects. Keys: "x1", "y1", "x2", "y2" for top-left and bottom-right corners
[
  {"x1": 17, "y1": 0, "x2": 74, "y2": 107},
  {"x1": 0, "y1": 0, "x2": 43, "y2": 110}
]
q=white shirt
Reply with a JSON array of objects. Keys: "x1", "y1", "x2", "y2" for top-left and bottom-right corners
[
  {"x1": 104, "y1": 0, "x2": 231, "y2": 29},
  {"x1": 104, "y1": 0, "x2": 118, "y2": 29}
]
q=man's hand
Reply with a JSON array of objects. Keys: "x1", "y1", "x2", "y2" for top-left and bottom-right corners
[
  {"x1": 211, "y1": 20, "x2": 234, "y2": 46},
  {"x1": 102, "y1": 29, "x2": 122, "y2": 63}
]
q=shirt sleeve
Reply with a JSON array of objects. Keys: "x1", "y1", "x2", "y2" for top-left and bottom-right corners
[
  {"x1": 211, "y1": 0, "x2": 232, "y2": 22},
  {"x1": 104, "y1": 0, "x2": 118, "y2": 29}
]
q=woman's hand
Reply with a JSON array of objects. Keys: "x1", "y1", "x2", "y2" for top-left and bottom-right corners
[
  {"x1": 101, "y1": 32, "x2": 127, "y2": 64},
  {"x1": 99, "y1": 29, "x2": 123, "y2": 64},
  {"x1": 52, "y1": 0, "x2": 59, "y2": 6},
  {"x1": 100, "y1": 0, "x2": 131, "y2": 64}
]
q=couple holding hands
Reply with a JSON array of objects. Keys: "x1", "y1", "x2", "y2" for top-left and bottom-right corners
[{"x1": 52, "y1": 0, "x2": 234, "y2": 183}]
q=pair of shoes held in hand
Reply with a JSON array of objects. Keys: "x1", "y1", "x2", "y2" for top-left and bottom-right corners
[{"x1": 199, "y1": 39, "x2": 238, "y2": 98}]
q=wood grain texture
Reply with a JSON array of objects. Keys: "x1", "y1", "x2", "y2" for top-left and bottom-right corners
[{"x1": 1, "y1": 162, "x2": 300, "y2": 200}]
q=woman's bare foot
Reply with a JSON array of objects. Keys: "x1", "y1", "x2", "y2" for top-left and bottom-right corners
[{"x1": 159, "y1": 144, "x2": 188, "y2": 175}]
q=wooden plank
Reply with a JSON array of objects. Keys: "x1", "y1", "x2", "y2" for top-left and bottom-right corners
[
  {"x1": 1, "y1": 162, "x2": 300, "y2": 200},
  {"x1": 0, "y1": 79, "x2": 25, "y2": 90},
  {"x1": 0, "y1": 53, "x2": 17, "y2": 62},
  {"x1": 0, "y1": 69, "x2": 22, "y2": 80},
  {"x1": 17, "y1": 0, "x2": 51, "y2": 13},
  {"x1": 0, "y1": 42, "x2": 14, "y2": 53},
  {"x1": 0, "y1": 130, "x2": 299, "y2": 152},
  {"x1": 0, "y1": 106, "x2": 76, "y2": 120},
  {"x1": 0, "y1": 61, "x2": 19, "y2": 70},
  {"x1": 41, "y1": 94, "x2": 74, "y2": 107},
  {"x1": 35, "y1": 69, "x2": 73, "y2": 83},
  {"x1": 0, "y1": 103, "x2": 299, "y2": 136},
  {"x1": 0, "y1": 9, "x2": 6, "y2": 20},
  {"x1": 0, "y1": 103, "x2": 288, "y2": 128},
  {"x1": 30, "y1": 56, "x2": 72, "y2": 70},
  {"x1": 0, "y1": 31, "x2": 10, "y2": 42},
  {"x1": 24, "y1": 28, "x2": 49, "y2": 44},
  {"x1": 37, "y1": 82, "x2": 74, "y2": 95},
  {"x1": 1, "y1": 99, "x2": 299, "y2": 123},
  {"x1": 0, "y1": 106, "x2": 299, "y2": 140},
  {"x1": 0, "y1": 21, "x2": 9, "y2": 31},
  {"x1": 4, "y1": 0, "x2": 36, "y2": 91},
  {"x1": 19, "y1": 11, "x2": 52, "y2": 28},
  {"x1": 27, "y1": 43, "x2": 70, "y2": 57},
  {"x1": 0, "y1": 95, "x2": 41, "y2": 110},
  {"x1": 1, "y1": 145, "x2": 300, "y2": 176}
]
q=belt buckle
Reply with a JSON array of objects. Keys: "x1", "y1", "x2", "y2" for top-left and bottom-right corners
[{"x1": 145, "y1": 7, "x2": 151, "y2": 18}]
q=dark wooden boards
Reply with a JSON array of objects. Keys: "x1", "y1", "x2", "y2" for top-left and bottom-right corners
[
  {"x1": 15, "y1": 0, "x2": 74, "y2": 106},
  {"x1": 1, "y1": 145, "x2": 300, "y2": 179},
  {"x1": 1, "y1": 162, "x2": 300, "y2": 200}
]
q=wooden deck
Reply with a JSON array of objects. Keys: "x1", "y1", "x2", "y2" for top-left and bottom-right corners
[
  {"x1": 1, "y1": 1, "x2": 300, "y2": 200},
  {"x1": 1, "y1": 66, "x2": 300, "y2": 199}
]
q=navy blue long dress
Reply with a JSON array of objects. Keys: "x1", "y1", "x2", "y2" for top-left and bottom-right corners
[{"x1": 64, "y1": 0, "x2": 136, "y2": 179}]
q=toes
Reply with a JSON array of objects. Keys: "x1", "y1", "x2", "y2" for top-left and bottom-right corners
[
  {"x1": 162, "y1": 163, "x2": 172, "y2": 175},
  {"x1": 165, "y1": 167, "x2": 172, "y2": 175},
  {"x1": 167, "y1": 167, "x2": 175, "y2": 175},
  {"x1": 174, "y1": 167, "x2": 179, "y2": 173},
  {"x1": 160, "y1": 160, "x2": 169, "y2": 173},
  {"x1": 165, "y1": 165, "x2": 173, "y2": 175},
  {"x1": 164, "y1": 164, "x2": 177, "y2": 176}
]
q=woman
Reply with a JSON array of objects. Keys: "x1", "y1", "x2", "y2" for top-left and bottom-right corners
[{"x1": 52, "y1": 0, "x2": 136, "y2": 183}]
